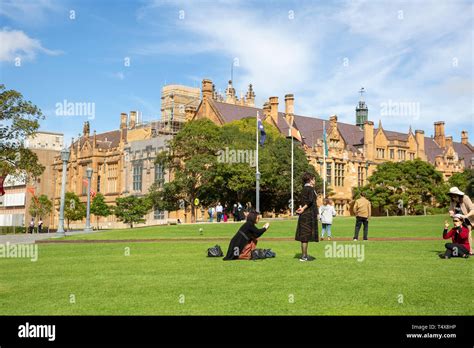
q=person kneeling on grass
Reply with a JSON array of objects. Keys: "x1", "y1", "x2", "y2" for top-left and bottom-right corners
[
  {"x1": 223, "y1": 211, "x2": 270, "y2": 260},
  {"x1": 440, "y1": 214, "x2": 470, "y2": 259}
]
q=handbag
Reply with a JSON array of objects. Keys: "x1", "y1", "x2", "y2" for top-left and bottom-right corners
[{"x1": 207, "y1": 245, "x2": 223, "y2": 257}]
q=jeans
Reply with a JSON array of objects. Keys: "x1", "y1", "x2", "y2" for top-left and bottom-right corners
[
  {"x1": 321, "y1": 223, "x2": 332, "y2": 237},
  {"x1": 444, "y1": 243, "x2": 469, "y2": 257},
  {"x1": 354, "y1": 216, "x2": 369, "y2": 240}
]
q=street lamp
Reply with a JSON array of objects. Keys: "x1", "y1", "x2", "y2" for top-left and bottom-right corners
[
  {"x1": 84, "y1": 167, "x2": 93, "y2": 232},
  {"x1": 56, "y1": 147, "x2": 70, "y2": 237}
]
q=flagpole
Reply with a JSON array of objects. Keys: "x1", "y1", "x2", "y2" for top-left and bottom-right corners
[
  {"x1": 256, "y1": 112, "x2": 260, "y2": 213},
  {"x1": 323, "y1": 120, "x2": 326, "y2": 199}
]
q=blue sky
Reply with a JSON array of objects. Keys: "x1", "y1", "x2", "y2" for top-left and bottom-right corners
[{"x1": 1, "y1": 0, "x2": 473, "y2": 144}]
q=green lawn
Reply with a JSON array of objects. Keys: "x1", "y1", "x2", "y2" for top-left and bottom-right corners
[{"x1": 0, "y1": 215, "x2": 472, "y2": 315}]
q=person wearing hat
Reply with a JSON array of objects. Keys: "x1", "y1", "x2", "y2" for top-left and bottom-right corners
[
  {"x1": 448, "y1": 186, "x2": 474, "y2": 254},
  {"x1": 440, "y1": 214, "x2": 470, "y2": 259}
]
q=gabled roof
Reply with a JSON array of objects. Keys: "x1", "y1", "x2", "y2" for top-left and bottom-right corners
[
  {"x1": 74, "y1": 130, "x2": 121, "y2": 150},
  {"x1": 208, "y1": 100, "x2": 473, "y2": 165},
  {"x1": 377, "y1": 129, "x2": 409, "y2": 142},
  {"x1": 424, "y1": 137, "x2": 473, "y2": 167},
  {"x1": 212, "y1": 101, "x2": 291, "y2": 136}
]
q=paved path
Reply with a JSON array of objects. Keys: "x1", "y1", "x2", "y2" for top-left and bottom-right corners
[
  {"x1": 36, "y1": 236, "x2": 440, "y2": 244},
  {"x1": 0, "y1": 230, "x2": 103, "y2": 244}
]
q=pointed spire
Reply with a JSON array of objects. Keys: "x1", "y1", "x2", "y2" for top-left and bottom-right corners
[
  {"x1": 408, "y1": 125, "x2": 412, "y2": 134},
  {"x1": 378, "y1": 119, "x2": 382, "y2": 129}
]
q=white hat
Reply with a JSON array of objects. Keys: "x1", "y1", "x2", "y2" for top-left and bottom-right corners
[
  {"x1": 448, "y1": 187, "x2": 464, "y2": 196},
  {"x1": 453, "y1": 214, "x2": 464, "y2": 221}
]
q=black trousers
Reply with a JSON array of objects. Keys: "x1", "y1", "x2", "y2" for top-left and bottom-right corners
[
  {"x1": 444, "y1": 243, "x2": 469, "y2": 257},
  {"x1": 354, "y1": 216, "x2": 369, "y2": 240}
]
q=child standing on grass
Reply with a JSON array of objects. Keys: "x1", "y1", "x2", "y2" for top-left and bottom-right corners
[{"x1": 319, "y1": 199, "x2": 336, "y2": 241}]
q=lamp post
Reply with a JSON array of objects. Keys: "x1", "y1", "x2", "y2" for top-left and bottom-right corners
[
  {"x1": 84, "y1": 167, "x2": 93, "y2": 232},
  {"x1": 56, "y1": 147, "x2": 70, "y2": 237}
]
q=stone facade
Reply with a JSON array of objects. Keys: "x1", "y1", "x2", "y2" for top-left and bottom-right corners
[{"x1": 192, "y1": 79, "x2": 474, "y2": 216}]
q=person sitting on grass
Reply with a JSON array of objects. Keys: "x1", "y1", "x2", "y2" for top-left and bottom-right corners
[
  {"x1": 223, "y1": 211, "x2": 270, "y2": 260},
  {"x1": 440, "y1": 214, "x2": 470, "y2": 259}
]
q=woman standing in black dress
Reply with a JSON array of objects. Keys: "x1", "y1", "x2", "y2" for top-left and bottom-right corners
[{"x1": 295, "y1": 172, "x2": 319, "y2": 261}]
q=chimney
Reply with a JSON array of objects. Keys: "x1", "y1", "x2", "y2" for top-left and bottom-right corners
[
  {"x1": 363, "y1": 120, "x2": 374, "y2": 160},
  {"x1": 445, "y1": 136, "x2": 453, "y2": 148},
  {"x1": 284, "y1": 94, "x2": 294, "y2": 127},
  {"x1": 120, "y1": 113, "x2": 128, "y2": 129},
  {"x1": 415, "y1": 130, "x2": 425, "y2": 160},
  {"x1": 202, "y1": 79, "x2": 213, "y2": 100},
  {"x1": 262, "y1": 102, "x2": 271, "y2": 121},
  {"x1": 269, "y1": 96, "x2": 279, "y2": 125},
  {"x1": 129, "y1": 111, "x2": 137, "y2": 129},
  {"x1": 246, "y1": 84, "x2": 255, "y2": 107},
  {"x1": 434, "y1": 121, "x2": 445, "y2": 148},
  {"x1": 461, "y1": 130, "x2": 469, "y2": 145},
  {"x1": 329, "y1": 115, "x2": 338, "y2": 129},
  {"x1": 185, "y1": 106, "x2": 195, "y2": 122}
]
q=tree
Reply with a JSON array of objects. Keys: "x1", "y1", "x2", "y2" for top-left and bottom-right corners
[
  {"x1": 63, "y1": 192, "x2": 86, "y2": 231},
  {"x1": 90, "y1": 193, "x2": 111, "y2": 229},
  {"x1": 0, "y1": 84, "x2": 45, "y2": 179},
  {"x1": 28, "y1": 194, "x2": 53, "y2": 220},
  {"x1": 448, "y1": 169, "x2": 474, "y2": 197},
  {"x1": 114, "y1": 195, "x2": 153, "y2": 228},
  {"x1": 149, "y1": 117, "x2": 321, "y2": 218},
  {"x1": 355, "y1": 159, "x2": 448, "y2": 215},
  {"x1": 151, "y1": 119, "x2": 221, "y2": 222}
]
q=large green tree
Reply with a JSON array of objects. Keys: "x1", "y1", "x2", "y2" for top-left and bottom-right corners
[
  {"x1": 355, "y1": 159, "x2": 448, "y2": 215},
  {"x1": 0, "y1": 84, "x2": 45, "y2": 179},
  {"x1": 150, "y1": 117, "x2": 321, "y2": 218},
  {"x1": 448, "y1": 169, "x2": 474, "y2": 197},
  {"x1": 90, "y1": 193, "x2": 111, "y2": 229},
  {"x1": 114, "y1": 195, "x2": 153, "y2": 228},
  {"x1": 64, "y1": 192, "x2": 86, "y2": 231},
  {"x1": 28, "y1": 194, "x2": 53, "y2": 220},
  {"x1": 150, "y1": 119, "x2": 221, "y2": 222}
]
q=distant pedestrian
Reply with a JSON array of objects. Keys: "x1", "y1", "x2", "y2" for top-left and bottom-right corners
[
  {"x1": 237, "y1": 203, "x2": 245, "y2": 221},
  {"x1": 295, "y1": 172, "x2": 319, "y2": 262},
  {"x1": 352, "y1": 192, "x2": 371, "y2": 241},
  {"x1": 216, "y1": 202, "x2": 223, "y2": 222},
  {"x1": 38, "y1": 218, "x2": 43, "y2": 233},
  {"x1": 319, "y1": 199, "x2": 336, "y2": 241},
  {"x1": 208, "y1": 206, "x2": 215, "y2": 223},
  {"x1": 28, "y1": 218, "x2": 34, "y2": 234},
  {"x1": 232, "y1": 204, "x2": 238, "y2": 221}
]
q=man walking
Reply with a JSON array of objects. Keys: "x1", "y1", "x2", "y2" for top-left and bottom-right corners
[
  {"x1": 353, "y1": 192, "x2": 371, "y2": 241},
  {"x1": 216, "y1": 202, "x2": 223, "y2": 222}
]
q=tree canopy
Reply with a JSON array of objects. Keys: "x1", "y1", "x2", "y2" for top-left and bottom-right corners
[
  {"x1": 0, "y1": 84, "x2": 45, "y2": 179},
  {"x1": 355, "y1": 159, "x2": 448, "y2": 214},
  {"x1": 149, "y1": 118, "x2": 320, "y2": 220}
]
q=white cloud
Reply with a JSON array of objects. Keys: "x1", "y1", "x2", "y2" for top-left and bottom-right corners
[
  {"x1": 0, "y1": 0, "x2": 60, "y2": 25},
  {"x1": 0, "y1": 28, "x2": 62, "y2": 62},
  {"x1": 136, "y1": 0, "x2": 473, "y2": 138}
]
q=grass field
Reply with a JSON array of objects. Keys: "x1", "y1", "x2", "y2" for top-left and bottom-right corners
[{"x1": 0, "y1": 215, "x2": 472, "y2": 315}]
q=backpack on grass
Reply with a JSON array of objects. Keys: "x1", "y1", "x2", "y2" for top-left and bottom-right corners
[{"x1": 207, "y1": 245, "x2": 223, "y2": 257}]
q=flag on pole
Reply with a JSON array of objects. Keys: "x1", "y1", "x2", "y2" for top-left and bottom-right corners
[
  {"x1": 258, "y1": 115, "x2": 266, "y2": 146},
  {"x1": 323, "y1": 121, "x2": 328, "y2": 157}
]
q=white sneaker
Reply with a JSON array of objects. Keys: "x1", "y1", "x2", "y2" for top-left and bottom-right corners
[{"x1": 353, "y1": 238, "x2": 358, "y2": 242}]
